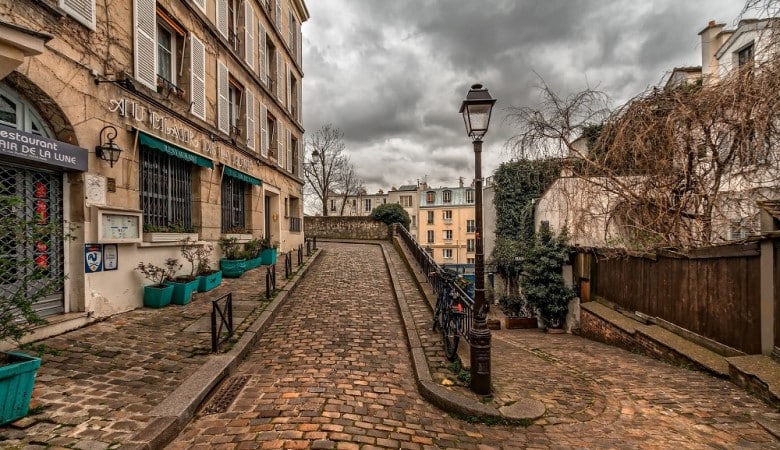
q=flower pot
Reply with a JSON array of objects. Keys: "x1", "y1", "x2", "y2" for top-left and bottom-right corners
[
  {"x1": 166, "y1": 277, "x2": 200, "y2": 305},
  {"x1": 260, "y1": 248, "x2": 277, "y2": 265},
  {"x1": 219, "y1": 258, "x2": 246, "y2": 278},
  {"x1": 505, "y1": 317, "x2": 538, "y2": 329},
  {"x1": 143, "y1": 284, "x2": 174, "y2": 308},
  {"x1": 0, "y1": 352, "x2": 41, "y2": 425},
  {"x1": 198, "y1": 270, "x2": 223, "y2": 292}
]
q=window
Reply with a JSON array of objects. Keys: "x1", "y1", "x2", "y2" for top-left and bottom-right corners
[
  {"x1": 221, "y1": 176, "x2": 248, "y2": 233},
  {"x1": 467, "y1": 258, "x2": 475, "y2": 264},
  {"x1": 290, "y1": 135, "x2": 299, "y2": 175},
  {"x1": 289, "y1": 73, "x2": 299, "y2": 120},
  {"x1": 411, "y1": 215, "x2": 416, "y2": 227},
  {"x1": 59, "y1": 0, "x2": 96, "y2": 29},
  {"x1": 330, "y1": 199, "x2": 336, "y2": 212},
  {"x1": 266, "y1": 40, "x2": 277, "y2": 94},
  {"x1": 467, "y1": 239, "x2": 475, "y2": 252},
  {"x1": 466, "y1": 220, "x2": 475, "y2": 233},
  {"x1": 134, "y1": 5, "x2": 187, "y2": 92},
  {"x1": 156, "y1": 22, "x2": 176, "y2": 86},
  {"x1": 443, "y1": 190, "x2": 452, "y2": 203},
  {"x1": 427, "y1": 211, "x2": 434, "y2": 224},
  {"x1": 466, "y1": 189, "x2": 475, "y2": 204},
  {"x1": 444, "y1": 230, "x2": 453, "y2": 241},
  {"x1": 443, "y1": 249, "x2": 453, "y2": 259},
  {"x1": 0, "y1": 85, "x2": 50, "y2": 136},
  {"x1": 140, "y1": 147, "x2": 192, "y2": 230},
  {"x1": 364, "y1": 199, "x2": 372, "y2": 212},
  {"x1": 443, "y1": 210, "x2": 453, "y2": 223},
  {"x1": 228, "y1": 77, "x2": 244, "y2": 135},
  {"x1": 427, "y1": 230, "x2": 434, "y2": 243},
  {"x1": 227, "y1": 0, "x2": 240, "y2": 52},
  {"x1": 400, "y1": 195, "x2": 412, "y2": 207},
  {"x1": 738, "y1": 43, "x2": 754, "y2": 67},
  {"x1": 426, "y1": 191, "x2": 435, "y2": 203},
  {"x1": 266, "y1": 112, "x2": 278, "y2": 159}
]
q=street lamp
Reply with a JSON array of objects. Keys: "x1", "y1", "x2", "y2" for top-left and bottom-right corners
[{"x1": 460, "y1": 83, "x2": 496, "y2": 396}]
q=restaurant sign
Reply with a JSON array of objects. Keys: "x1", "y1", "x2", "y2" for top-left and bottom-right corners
[{"x1": 0, "y1": 124, "x2": 88, "y2": 171}]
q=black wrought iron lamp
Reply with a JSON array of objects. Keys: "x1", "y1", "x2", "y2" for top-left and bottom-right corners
[
  {"x1": 95, "y1": 125, "x2": 122, "y2": 168},
  {"x1": 459, "y1": 83, "x2": 496, "y2": 396}
]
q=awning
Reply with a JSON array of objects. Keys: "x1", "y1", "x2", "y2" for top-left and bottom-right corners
[
  {"x1": 139, "y1": 132, "x2": 213, "y2": 168},
  {"x1": 224, "y1": 165, "x2": 262, "y2": 186}
]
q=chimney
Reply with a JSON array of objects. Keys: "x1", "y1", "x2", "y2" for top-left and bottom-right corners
[
  {"x1": 459, "y1": 177, "x2": 464, "y2": 188},
  {"x1": 699, "y1": 20, "x2": 727, "y2": 82}
]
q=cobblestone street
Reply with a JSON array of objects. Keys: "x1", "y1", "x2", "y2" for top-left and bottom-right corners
[{"x1": 169, "y1": 242, "x2": 779, "y2": 449}]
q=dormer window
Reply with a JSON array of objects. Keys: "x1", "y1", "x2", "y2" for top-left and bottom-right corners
[{"x1": 737, "y1": 43, "x2": 754, "y2": 67}]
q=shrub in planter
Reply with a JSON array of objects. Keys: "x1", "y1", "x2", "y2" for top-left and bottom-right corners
[
  {"x1": 218, "y1": 236, "x2": 245, "y2": 278},
  {"x1": 136, "y1": 258, "x2": 179, "y2": 308},
  {"x1": 521, "y1": 224, "x2": 575, "y2": 329},
  {"x1": 243, "y1": 238, "x2": 263, "y2": 269},
  {"x1": 196, "y1": 243, "x2": 222, "y2": 292}
]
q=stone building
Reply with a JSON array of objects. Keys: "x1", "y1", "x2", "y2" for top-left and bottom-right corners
[
  {"x1": 0, "y1": 0, "x2": 308, "y2": 336},
  {"x1": 418, "y1": 181, "x2": 476, "y2": 267}
]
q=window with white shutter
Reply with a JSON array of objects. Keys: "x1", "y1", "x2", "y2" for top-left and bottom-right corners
[
  {"x1": 276, "y1": 57, "x2": 282, "y2": 102},
  {"x1": 286, "y1": 129, "x2": 292, "y2": 172},
  {"x1": 216, "y1": 0, "x2": 229, "y2": 39},
  {"x1": 259, "y1": 25, "x2": 267, "y2": 82},
  {"x1": 192, "y1": 0, "x2": 206, "y2": 13},
  {"x1": 285, "y1": 63, "x2": 291, "y2": 110},
  {"x1": 296, "y1": 21, "x2": 302, "y2": 66},
  {"x1": 277, "y1": 123, "x2": 284, "y2": 167},
  {"x1": 260, "y1": 104, "x2": 268, "y2": 157},
  {"x1": 60, "y1": 0, "x2": 96, "y2": 30},
  {"x1": 244, "y1": 2, "x2": 255, "y2": 69},
  {"x1": 275, "y1": 0, "x2": 282, "y2": 30},
  {"x1": 134, "y1": 0, "x2": 157, "y2": 90},
  {"x1": 245, "y1": 90, "x2": 255, "y2": 151},
  {"x1": 217, "y1": 61, "x2": 230, "y2": 133},
  {"x1": 190, "y1": 35, "x2": 206, "y2": 120},
  {"x1": 288, "y1": 10, "x2": 294, "y2": 47}
]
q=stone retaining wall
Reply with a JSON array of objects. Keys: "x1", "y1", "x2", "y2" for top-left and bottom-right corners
[{"x1": 304, "y1": 216, "x2": 391, "y2": 240}]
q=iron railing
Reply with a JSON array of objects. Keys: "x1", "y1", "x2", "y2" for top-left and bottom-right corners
[
  {"x1": 211, "y1": 292, "x2": 234, "y2": 352},
  {"x1": 395, "y1": 224, "x2": 474, "y2": 343}
]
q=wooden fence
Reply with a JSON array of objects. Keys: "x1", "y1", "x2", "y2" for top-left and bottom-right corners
[{"x1": 576, "y1": 242, "x2": 765, "y2": 354}]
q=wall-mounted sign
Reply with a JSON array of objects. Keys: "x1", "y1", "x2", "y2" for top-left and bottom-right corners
[
  {"x1": 103, "y1": 244, "x2": 118, "y2": 271},
  {"x1": 0, "y1": 124, "x2": 88, "y2": 171},
  {"x1": 95, "y1": 208, "x2": 143, "y2": 243},
  {"x1": 84, "y1": 244, "x2": 103, "y2": 273}
]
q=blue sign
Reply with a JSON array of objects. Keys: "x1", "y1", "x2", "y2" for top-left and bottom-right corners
[{"x1": 84, "y1": 244, "x2": 103, "y2": 273}]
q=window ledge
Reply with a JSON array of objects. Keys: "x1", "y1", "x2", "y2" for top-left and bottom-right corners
[
  {"x1": 221, "y1": 233, "x2": 253, "y2": 243},
  {"x1": 143, "y1": 232, "x2": 199, "y2": 243}
]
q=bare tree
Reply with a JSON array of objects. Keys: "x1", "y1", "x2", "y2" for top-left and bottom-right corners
[
  {"x1": 338, "y1": 162, "x2": 364, "y2": 216},
  {"x1": 303, "y1": 124, "x2": 364, "y2": 216},
  {"x1": 508, "y1": 30, "x2": 780, "y2": 249}
]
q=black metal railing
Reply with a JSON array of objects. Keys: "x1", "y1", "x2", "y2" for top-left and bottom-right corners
[
  {"x1": 211, "y1": 292, "x2": 234, "y2": 353},
  {"x1": 284, "y1": 250, "x2": 293, "y2": 279},
  {"x1": 297, "y1": 244, "x2": 304, "y2": 267},
  {"x1": 266, "y1": 264, "x2": 276, "y2": 299},
  {"x1": 394, "y1": 224, "x2": 474, "y2": 343}
]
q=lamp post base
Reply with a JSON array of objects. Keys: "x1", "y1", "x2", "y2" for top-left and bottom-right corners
[{"x1": 469, "y1": 313, "x2": 492, "y2": 395}]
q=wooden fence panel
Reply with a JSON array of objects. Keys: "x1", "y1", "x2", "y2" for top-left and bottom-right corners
[{"x1": 589, "y1": 244, "x2": 762, "y2": 354}]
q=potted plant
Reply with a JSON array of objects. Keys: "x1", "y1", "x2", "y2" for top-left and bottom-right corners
[
  {"x1": 195, "y1": 243, "x2": 222, "y2": 292},
  {"x1": 260, "y1": 237, "x2": 277, "y2": 265},
  {"x1": 243, "y1": 238, "x2": 263, "y2": 270},
  {"x1": 136, "y1": 258, "x2": 179, "y2": 308},
  {"x1": 499, "y1": 293, "x2": 537, "y2": 329},
  {"x1": 218, "y1": 236, "x2": 246, "y2": 278},
  {"x1": 0, "y1": 195, "x2": 71, "y2": 425},
  {"x1": 165, "y1": 239, "x2": 200, "y2": 305}
]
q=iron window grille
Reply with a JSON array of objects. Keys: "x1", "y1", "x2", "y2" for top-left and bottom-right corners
[
  {"x1": 221, "y1": 176, "x2": 247, "y2": 233},
  {"x1": 140, "y1": 147, "x2": 193, "y2": 230}
]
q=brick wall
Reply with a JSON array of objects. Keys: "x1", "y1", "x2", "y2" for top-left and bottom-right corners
[{"x1": 304, "y1": 216, "x2": 391, "y2": 240}]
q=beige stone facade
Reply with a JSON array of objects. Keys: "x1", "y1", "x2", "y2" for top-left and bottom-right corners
[
  {"x1": 418, "y1": 185, "x2": 476, "y2": 267},
  {"x1": 0, "y1": 0, "x2": 308, "y2": 331}
]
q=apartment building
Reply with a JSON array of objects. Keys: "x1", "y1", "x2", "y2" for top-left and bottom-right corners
[
  {"x1": 0, "y1": 0, "x2": 308, "y2": 325},
  {"x1": 418, "y1": 183, "x2": 476, "y2": 266},
  {"x1": 387, "y1": 184, "x2": 420, "y2": 237},
  {"x1": 328, "y1": 190, "x2": 387, "y2": 216}
]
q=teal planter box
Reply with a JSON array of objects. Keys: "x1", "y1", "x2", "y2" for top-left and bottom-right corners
[
  {"x1": 220, "y1": 258, "x2": 246, "y2": 278},
  {"x1": 245, "y1": 256, "x2": 262, "y2": 270},
  {"x1": 0, "y1": 352, "x2": 41, "y2": 425},
  {"x1": 166, "y1": 277, "x2": 200, "y2": 305},
  {"x1": 260, "y1": 249, "x2": 277, "y2": 265},
  {"x1": 198, "y1": 270, "x2": 222, "y2": 292},
  {"x1": 143, "y1": 284, "x2": 173, "y2": 308}
]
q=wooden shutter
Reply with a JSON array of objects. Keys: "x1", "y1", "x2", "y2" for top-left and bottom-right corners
[
  {"x1": 216, "y1": 0, "x2": 228, "y2": 39},
  {"x1": 244, "y1": 2, "x2": 255, "y2": 69},
  {"x1": 192, "y1": 0, "x2": 206, "y2": 13},
  {"x1": 286, "y1": 128, "x2": 292, "y2": 172},
  {"x1": 285, "y1": 63, "x2": 291, "y2": 110},
  {"x1": 275, "y1": 0, "x2": 281, "y2": 30},
  {"x1": 190, "y1": 34, "x2": 206, "y2": 120},
  {"x1": 246, "y1": 90, "x2": 255, "y2": 151},
  {"x1": 276, "y1": 56, "x2": 282, "y2": 101},
  {"x1": 259, "y1": 25, "x2": 267, "y2": 83},
  {"x1": 133, "y1": 0, "x2": 156, "y2": 90},
  {"x1": 277, "y1": 123, "x2": 284, "y2": 167},
  {"x1": 288, "y1": 10, "x2": 294, "y2": 46},
  {"x1": 260, "y1": 104, "x2": 268, "y2": 157},
  {"x1": 217, "y1": 61, "x2": 229, "y2": 133},
  {"x1": 296, "y1": 21, "x2": 302, "y2": 66},
  {"x1": 60, "y1": 0, "x2": 96, "y2": 29}
]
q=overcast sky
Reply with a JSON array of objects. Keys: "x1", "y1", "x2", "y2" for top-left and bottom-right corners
[{"x1": 302, "y1": 1, "x2": 749, "y2": 194}]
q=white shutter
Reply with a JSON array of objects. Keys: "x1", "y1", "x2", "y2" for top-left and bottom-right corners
[
  {"x1": 216, "y1": 0, "x2": 228, "y2": 39},
  {"x1": 278, "y1": 123, "x2": 284, "y2": 167},
  {"x1": 285, "y1": 63, "x2": 291, "y2": 110},
  {"x1": 297, "y1": 76, "x2": 302, "y2": 122},
  {"x1": 259, "y1": 25, "x2": 267, "y2": 82},
  {"x1": 298, "y1": 135, "x2": 303, "y2": 176},
  {"x1": 190, "y1": 35, "x2": 206, "y2": 120},
  {"x1": 133, "y1": 0, "x2": 156, "y2": 90},
  {"x1": 275, "y1": 0, "x2": 281, "y2": 30},
  {"x1": 192, "y1": 0, "x2": 206, "y2": 13},
  {"x1": 246, "y1": 90, "x2": 255, "y2": 151},
  {"x1": 217, "y1": 61, "x2": 230, "y2": 133},
  {"x1": 288, "y1": 10, "x2": 294, "y2": 46},
  {"x1": 260, "y1": 104, "x2": 268, "y2": 157},
  {"x1": 296, "y1": 21, "x2": 302, "y2": 66},
  {"x1": 244, "y1": 3, "x2": 255, "y2": 69},
  {"x1": 60, "y1": 0, "x2": 96, "y2": 30},
  {"x1": 276, "y1": 56, "x2": 282, "y2": 101},
  {"x1": 286, "y1": 128, "x2": 292, "y2": 172}
]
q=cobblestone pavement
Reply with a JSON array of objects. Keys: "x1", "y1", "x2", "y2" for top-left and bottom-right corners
[
  {"x1": 0, "y1": 261, "x2": 290, "y2": 449},
  {"x1": 169, "y1": 242, "x2": 779, "y2": 449}
]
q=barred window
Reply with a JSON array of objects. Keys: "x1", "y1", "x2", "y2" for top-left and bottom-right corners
[
  {"x1": 140, "y1": 147, "x2": 193, "y2": 230},
  {"x1": 221, "y1": 176, "x2": 248, "y2": 233}
]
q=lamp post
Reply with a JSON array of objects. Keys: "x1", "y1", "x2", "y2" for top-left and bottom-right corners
[{"x1": 459, "y1": 83, "x2": 496, "y2": 396}]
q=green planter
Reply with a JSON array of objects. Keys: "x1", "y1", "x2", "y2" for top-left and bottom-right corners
[
  {"x1": 143, "y1": 284, "x2": 173, "y2": 308},
  {"x1": 219, "y1": 258, "x2": 246, "y2": 278},
  {"x1": 0, "y1": 352, "x2": 41, "y2": 425},
  {"x1": 260, "y1": 248, "x2": 277, "y2": 265},
  {"x1": 165, "y1": 277, "x2": 200, "y2": 305},
  {"x1": 245, "y1": 256, "x2": 262, "y2": 270},
  {"x1": 198, "y1": 270, "x2": 223, "y2": 292}
]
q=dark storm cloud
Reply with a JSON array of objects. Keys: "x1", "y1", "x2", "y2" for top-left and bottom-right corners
[{"x1": 303, "y1": 1, "x2": 747, "y2": 194}]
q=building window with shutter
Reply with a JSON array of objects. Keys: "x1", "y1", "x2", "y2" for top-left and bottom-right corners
[
  {"x1": 266, "y1": 112, "x2": 278, "y2": 159},
  {"x1": 444, "y1": 230, "x2": 453, "y2": 241},
  {"x1": 426, "y1": 191, "x2": 435, "y2": 203},
  {"x1": 221, "y1": 176, "x2": 248, "y2": 233},
  {"x1": 443, "y1": 190, "x2": 452, "y2": 203},
  {"x1": 364, "y1": 199, "x2": 372, "y2": 212},
  {"x1": 427, "y1": 211, "x2": 434, "y2": 224},
  {"x1": 140, "y1": 147, "x2": 193, "y2": 231},
  {"x1": 155, "y1": 8, "x2": 186, "y2": 95},
  {"x1": 228, "y1": 77, "x2": 244, "y2": 137},
  {"x1": 466, "y1": 219, "x2": 475, "y2": 233},
  {"x1": 427, "y1": 230, "x2": 434, "y2": 243},
  {"x1": 443, "y1": 249, "x2": 453, "y2": 259},
  {"x1": 290, "y1": 136, "x2": 299, "y2": 175},
  {"x1": 467, "y1": 239, "x2": 475, "y2": 252},
  {"x1": 227, "y1": 0, "x2": 240, "y2": 52}
]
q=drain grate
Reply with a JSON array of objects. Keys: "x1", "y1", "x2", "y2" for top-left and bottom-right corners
[{"x1": 202, "y1": 375, "x2": 250, "y2": 415}]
